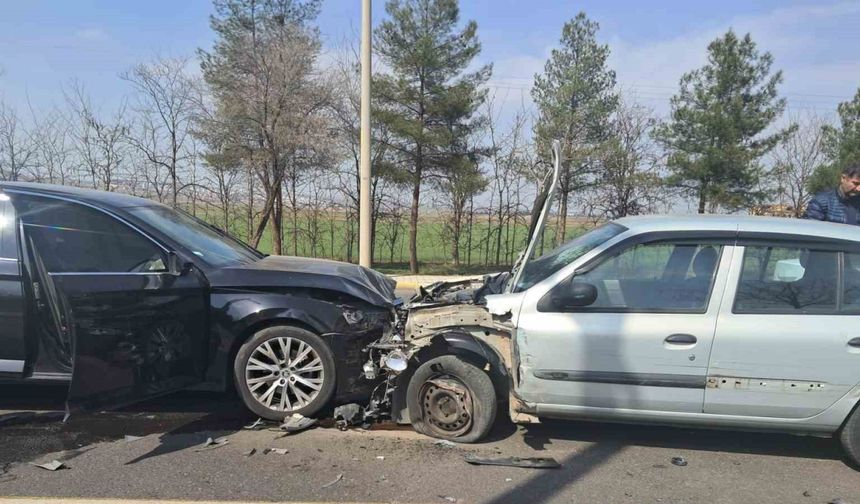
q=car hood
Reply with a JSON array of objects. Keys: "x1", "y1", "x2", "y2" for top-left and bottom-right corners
[{"x1": 208, "y1": 255, "x2": 397, "y2": 307}]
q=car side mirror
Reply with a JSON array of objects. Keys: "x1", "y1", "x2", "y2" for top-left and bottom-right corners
[
  {"x1": 562, "y1": 281, "x2": 598, "y2": 308},
  {"x1": 167, "y1": 251, "x2": 193, "y2": 276},
  {"x1": 537, "y1": 276, "x2": 598, "y2": 312}
]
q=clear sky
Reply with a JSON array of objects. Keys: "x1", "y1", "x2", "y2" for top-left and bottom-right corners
[{"x1": 1, "y1": 0, "x2": 858, "y2": 121}]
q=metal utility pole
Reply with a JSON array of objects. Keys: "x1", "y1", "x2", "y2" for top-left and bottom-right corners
[{"x1": 358, "y1": 0, "x2": 372, "y2": 268}]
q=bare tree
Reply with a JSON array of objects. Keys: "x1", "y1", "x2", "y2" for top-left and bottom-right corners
[
  {"x1": 0, "y1": 101, "x2": 38, "y2": 181},
  {"x1": 583, "y1": 99, "x2": 667, "y2": 219},
  {"x1": 65, "y1": 82, "x2": 129, "y2": 191},
  {"x1": 770, "y1": 112, "x2": 828, "y2": 217},
  {"x1": 122, "y1": 56, "x2": 200, "y2": 207}
]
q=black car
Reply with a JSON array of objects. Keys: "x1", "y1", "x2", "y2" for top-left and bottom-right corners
[{"x1": 0, "y1": 182, "x2": 396, "y2": 419}]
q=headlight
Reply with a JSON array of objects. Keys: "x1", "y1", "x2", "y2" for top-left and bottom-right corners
[
  {"x1": 381, "y1": 350, "x2": 408, "y2": 372},
  {"x1": 343, "y1": 308, "x2": 365, "y2": 325}
]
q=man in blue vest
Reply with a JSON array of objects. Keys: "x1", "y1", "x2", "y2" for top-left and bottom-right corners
[{"x1": 804, "y1": 163, "x2": 860, "y2": 224}]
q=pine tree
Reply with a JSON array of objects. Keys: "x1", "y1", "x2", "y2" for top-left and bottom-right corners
[
  {"x1": 656, "y1": 30, "x2": 793, "y2": 213},
  {"x1": 375, "y1": 0, "x2": 490, "y2": 273},
  {"x1": 532, "y1": 12, "x2": 617, "y2": 242}
]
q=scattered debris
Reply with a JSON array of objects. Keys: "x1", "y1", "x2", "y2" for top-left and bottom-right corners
[
  {"x1": 505, "y1": 478, "x2": 512, "y2": 482},
  {"x1": 802, "y1": 490, "x2": 811, "y2": 498},
  {"x1": 376, "y1": 456, "x2": 385, "y2": 461},
  {"x1": 439, "y1": 496, "x2": 457, "y2": 503},
  {"x1": 264, "y1": 448, "x2": 289, "y2": 455},
  {"x1": 434, "y1": 440, "x2": 458, "y2": 449},
  {"x1": 194, "y1": 437, "x2": 229, "y2": 452},
  {"x1": 320, "y1": 473, "x2": 344, "y2": 489},
  {"x1": 333, "y1": 403, "x2": 365, "y2": 430},
  {"x1": 280, "y1": 413, "x2": 318, "y2": 433},
  {"x1": 243, "y1": 448, "x2": 257, "y2": 457},
  {"x1": 828, "y1": 499, "x2": 852, "y2": 504},
  {"x1": 123, "y1": 435, "x2": 143, "y2": 442},
  {"x1": 243, "y1": 418, "x2": 266, "y2": 430},
  {"x1": 0, "y1": 464, "x2": 17, "y2": 484},
  {"x1": 463, "y1": 454, "x2": 560, "y2": 469},
  {"x1": 30, "y1": 460, "x2": 67, "y2": 471},
  {"x1": 670, "y1": 457, "x2": 688, "y2": 467}
]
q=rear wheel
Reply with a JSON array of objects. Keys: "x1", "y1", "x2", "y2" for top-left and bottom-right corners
[
  {"x1": 406, "y1": 355, "x2": 497, "y2": 443},
  {"x1": 234, "y1": 326, "x2": 335, "y2": 420},
  {"x1": 839, "y1": 402, "x2": 860, "y2": 466}
]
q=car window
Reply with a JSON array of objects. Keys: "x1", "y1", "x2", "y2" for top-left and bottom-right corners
[
  {"x1": 16, "y1": 196, "x2": 167, "y2": 274},
  {"x1": 842, "y1": 252, "x2": 860, "y2": 312},
  {"x1": 515, "y1": 223, "x2": 625, "y2": 291},
  {"x1": 573, "y1": 241, "x2": 722, "y2": 311},
  {"x1": 734, "y1": 245, "x2": 837, "y2": 314},
  {"x1": 0, "y1": 193, "x2": 17, "y2": 260},
  {"x1": 128, "y1": 206, "x2": 261, "y2": 268}
]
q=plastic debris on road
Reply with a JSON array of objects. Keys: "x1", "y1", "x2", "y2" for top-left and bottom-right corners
[
  {"x1": 671, "y1": 456, "x2": 688, "y2": 467},
  {"x1": 30, "y1": 460, "x2": 67, "y2": 471},
  {"x1": 123, "y1": 435, "x2": 143, "y2": 442},
  {"x1": 280, "y1": 413, "x2": 318, "y2": 433},
  {"x1": 463, "y1": 454, "x2": 560, "y2": 469},
  {"x1": 194, "y1": 436, "x2": 229, "y2": 452},
  {"x1": 321, "y1": 473, "x2": 343, "y2": 489},
  {"x1": 264, "y1": 448, "x2": 289, "y2": 455}
]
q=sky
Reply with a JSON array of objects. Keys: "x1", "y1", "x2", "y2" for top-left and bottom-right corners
[{"x1": 1, "y1": 0, "x2": 859, "y2": 123}]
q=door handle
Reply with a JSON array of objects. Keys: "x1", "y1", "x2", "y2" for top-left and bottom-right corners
[
  {"x1": 665, "y1": 333, "x2": 697, "y2": 345},
  {"x1": 848, "y1": 337, "x2": 860, "y2": 348}
]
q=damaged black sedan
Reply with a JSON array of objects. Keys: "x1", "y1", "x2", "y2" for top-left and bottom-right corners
[{"x1": 0, "y1": 182, "x2": 396, "y2": 420}]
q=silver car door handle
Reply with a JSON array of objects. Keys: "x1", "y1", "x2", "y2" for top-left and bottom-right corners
[
  {"x1": 848, "y1": 337, "x2": 860, "y2": 348},
  {"x1": 665, "y1": 333, "x2": 697, "y2": 345}
]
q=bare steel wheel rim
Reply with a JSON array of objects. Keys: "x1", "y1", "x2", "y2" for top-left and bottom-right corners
[
  {"x1": 419, "y1": 375, "x2": 473, "y2": 438},
  {"x1": 245, "y1": 337, "x2": 324, "y2": 412}
]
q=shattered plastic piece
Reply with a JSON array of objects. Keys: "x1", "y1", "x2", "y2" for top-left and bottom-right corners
[
  {"x1": 280, "y1": 413, "x2": 318, "y2": 433},
  {"x1": 376, "y1": 456, "x2": 385, "y2": 460},
  {"x1": 505, "y1": 478, "x2": 512, "y2": 482},
  {"x1": 333, "y1": 403, "x2": 364, "y2": 430},
  {"x1": 123, "y1": 435, "x2": 143, "y2": 442},
  {"x1": 439, "y1": 496, "x2": 457, "y2": 503},
  {"x1": 828, "y1": 499, "x2": 852, "y2": 504},
  {"x1": 30, "y1": 460, "x2": 66, "y2": 471},
  {"x1": 463, "y1": 454, "x2": 560, "y2": 469},
  {"x1": 194, "y1": 437, "x2": 229, "y2": 452},
  {"x1": 434, "y1": 440, "x2": 457, "y2": 449},
  {"x1": 243, "y1": 418, "x2": 266, "y2": 430},
  {"x1": 802, "y1": 491, "x2": 811, "y2": 498},
  {"x1": 243, "y1": 448, "x2": 257, "y2": 457},
  {"x1": 321, "y1": 473, "x2": 343, "y2": 489},
  {"x1": 264, "y1": 448, "x2": 289, "y2": 455},
  {"x1": 670, "y1": 456, "x2": 688, "y2": 467}
]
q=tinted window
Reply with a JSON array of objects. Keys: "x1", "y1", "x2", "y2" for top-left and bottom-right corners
[
  {"x1": 574, "y1": 242, "x2": 721, "y2": 311},
  {"x1": 516, "y1": 223, "x2": 625, "y2": 291},
  {"x1": 17, "y1": 196, "x2": 167, "y2": 273},
  {"x1": 0, "y1": 193, "x2": 17, "y2": 260},
  {"x1": 734, "y1": 245, "x2": 837, "y2": 313},
  {"x1": 128, "y1": 206, "x2": 260, "y2": 268}
]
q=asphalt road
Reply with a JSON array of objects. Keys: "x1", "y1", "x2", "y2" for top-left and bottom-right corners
[{"x1": 2, "y1": 383, "x2": 860, "y2": 504}]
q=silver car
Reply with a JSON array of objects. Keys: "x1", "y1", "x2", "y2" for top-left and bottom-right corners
[{"x1": 368, "y1": 145, "x2": 860, "y2": 466}]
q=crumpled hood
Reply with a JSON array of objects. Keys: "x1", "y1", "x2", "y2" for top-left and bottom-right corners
[{"x1": 208, "y1": 255, "x2": 397, "y2": 307}]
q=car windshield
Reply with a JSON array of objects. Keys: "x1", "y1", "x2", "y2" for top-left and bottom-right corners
[
  {"x1": 514, "y1": 222, "x2": 626, "y2": 291},
  {"x1": 129, "y1": 206, "x2": 262, "y2": 268}
]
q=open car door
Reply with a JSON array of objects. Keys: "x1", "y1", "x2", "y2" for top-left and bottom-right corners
[{"x1": 14, "y1": 193, "x2": 209, "y2": 412}]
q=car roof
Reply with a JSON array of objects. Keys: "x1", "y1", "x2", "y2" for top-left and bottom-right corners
[
  {"x1": 0, "y1": 181, "x2": 161, "y2": 210},
  {"x1": 613, "y1": 214, "x2": 860, "y2": 243}
]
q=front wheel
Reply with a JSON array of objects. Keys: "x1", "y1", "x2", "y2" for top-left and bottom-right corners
[
  {"x1": 234, "y1": 325, "x2": 336, "y2": 420},
  {"x1": 406, "y1": 355, "x2": 497, "y2": 443}
]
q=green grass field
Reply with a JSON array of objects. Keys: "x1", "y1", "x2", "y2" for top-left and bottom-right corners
[{"x1": 191, "y1": 206, "x2": 591, "y2": 274}]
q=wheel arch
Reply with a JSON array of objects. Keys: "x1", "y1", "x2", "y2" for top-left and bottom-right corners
[{"x1": 391, "y1": 330, "x2": 509, "y2": 424}]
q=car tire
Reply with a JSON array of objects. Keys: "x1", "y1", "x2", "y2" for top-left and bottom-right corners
[
  {"x1": 234, "y1": 325, "x2": 336, "y2": 420},
  {"x1": 406, "y1": 355, "x2": 497, "y2": 444},
  {"x1": 839, "y1": 402, "x2": 860, "y2": 466}
]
